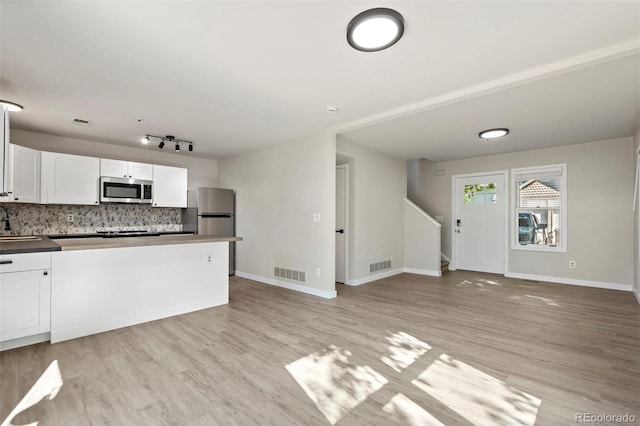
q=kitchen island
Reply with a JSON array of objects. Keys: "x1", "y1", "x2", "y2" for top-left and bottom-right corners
[
  {"x1": 0, "y1": 234, "x2": 241, "y2": 349},
  {"x1": 50, "y1": 235, "x2": 241, "y2": 343}
]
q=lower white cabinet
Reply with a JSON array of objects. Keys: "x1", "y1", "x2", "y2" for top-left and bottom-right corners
[
  {"x1": 0, "y1": 253, "x2": 51, "y2": 343},
  {"x1": 51, "y1": 241, "x2": 228, "y2": 343}
]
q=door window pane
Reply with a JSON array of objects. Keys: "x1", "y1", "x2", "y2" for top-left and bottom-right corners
[{"x1": 464, "y1": 183, "x2": 496, "y2": 204}]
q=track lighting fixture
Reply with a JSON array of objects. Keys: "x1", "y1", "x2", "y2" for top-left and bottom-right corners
[{"x1": 142, "y1": 134, "x2": 195, "y2": 153}]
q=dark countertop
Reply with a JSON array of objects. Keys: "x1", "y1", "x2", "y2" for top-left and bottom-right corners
[
  {"x1": 54, "y1": 234, "x2": 241, "y2": 251},
  {"x1": 46, "y1": 230, "x2": 195, "y2": 239},
  {"x1": 0, "y1": 236, "x2": 61, "y2": 255}
]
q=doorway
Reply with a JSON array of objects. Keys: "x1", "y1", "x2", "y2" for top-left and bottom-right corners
[
  {"x1": 452, "y1": 171, "x2": 507, "y2": 274},
  {"x1": 336, "y1": 164, "x2": 348, "y2": 283}
]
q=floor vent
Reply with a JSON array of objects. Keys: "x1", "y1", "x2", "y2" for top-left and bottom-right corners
[
  {"x1": 274, "y1": 267, "x2": 306, "y2": 283},
  {"x1": 369, "y1": 260, "x2": 391, "y2": 273}
]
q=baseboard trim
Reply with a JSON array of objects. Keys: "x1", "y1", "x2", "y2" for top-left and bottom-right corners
[
  {"x1": 404, "y1": 267, "x2": 442, "y2": 277},
  {"x1": 0, "y1": 332, "x2": 50, "y2": 352},
  {"x1": 235, "y1": 271, "x2": 337, "y2": 299},
  {"x1": 505, "y1": 272, "x2": 632, "y2": 292},
  {"x1": 633, "y1": 288, "x2": 640, "y2": 304},
  {"x1": 345, "y1": 268, "x2": 404, "y2": 286}
]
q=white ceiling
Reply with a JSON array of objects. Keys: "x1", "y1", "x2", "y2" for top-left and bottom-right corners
[{"x1": 1, "y1": 1, "x2": 639, "y2": 161}]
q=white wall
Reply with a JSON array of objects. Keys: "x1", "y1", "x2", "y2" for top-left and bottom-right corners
[
  {"x1": 218, "y1": 132, "x2": 336, "y2": 297},
  {"x1": 336, "y1": 138, "x2": 406, "y2": 282},
  {"x1": 408, "y1": 138, "x2": 634, "y2": 288},
  {"x1": 634, "y1": 127, "x2": 640, "y2": 299},
  {"x1": 404, "y1": 199, "x2": 441, "y2": 276},
  {"x1": 11, "y1": 130, "x2": 218, "y2": 189}
]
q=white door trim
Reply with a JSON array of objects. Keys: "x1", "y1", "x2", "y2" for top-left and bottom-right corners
[
  {"x1": 336, "y1": 164, "x2": 349, "y2": 283},
  {"x1": 450, "y1": 170, "x2": 509, "y2": 273}
]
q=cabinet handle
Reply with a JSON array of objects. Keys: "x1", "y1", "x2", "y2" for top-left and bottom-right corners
[{"x1": 0, "y1": 260, "x2": 13, "y2": 265}]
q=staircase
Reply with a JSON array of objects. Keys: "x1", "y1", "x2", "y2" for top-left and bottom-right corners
[{"x1": 441, "y1": 259, "x2": 449, "y2": 273}]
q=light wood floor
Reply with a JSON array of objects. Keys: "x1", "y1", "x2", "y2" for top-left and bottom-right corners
[{"x1": 1, "y1": 271, "x2": 639, "y2": 425}]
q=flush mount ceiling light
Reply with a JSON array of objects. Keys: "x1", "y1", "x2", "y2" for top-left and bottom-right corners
[
  {"x1": 479, "y1": 128, "x2": 510, "y2": 140},
  {"x1": 0, "y1": 100, "x2": 23, "y2": 112},
  {"x1": 347, "y1": 8, "x2": 404, "y2": 52},
  {"x1": 143, "y1": 134, "x2": 195, "y2": 153}
]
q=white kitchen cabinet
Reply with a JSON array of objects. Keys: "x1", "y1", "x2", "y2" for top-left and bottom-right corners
[
  {"x1": 0, "y1": 144, "x2": 41, "y2": 203},
  {"x1": 51, "y1": 241, "x2": 228, "y2": 343},
  {"x1": 0, "y1": 252, "x2": 51, "y2": 345},
  {"x1": 152, "y1": 165, "x2": 187, "y2": 207},
  {"x1": 100, "y1": 159, "x2": 153, "y2": 180},
  {"x1": 41, "y1": 151, "x2": 100, "y2": 205}
]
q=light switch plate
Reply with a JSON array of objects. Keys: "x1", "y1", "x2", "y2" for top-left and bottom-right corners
[{"x1": 313, "y1": 213, "x2": 321, "y2": 223}]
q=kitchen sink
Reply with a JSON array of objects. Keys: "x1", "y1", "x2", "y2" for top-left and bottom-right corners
[{"x1": 0, "y1": 236, "x2": 42, "y2": 242}]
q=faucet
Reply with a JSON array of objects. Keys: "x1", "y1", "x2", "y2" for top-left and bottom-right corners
[{"x1": 0, "y1": 206, "x2": 11, "y2": 231}]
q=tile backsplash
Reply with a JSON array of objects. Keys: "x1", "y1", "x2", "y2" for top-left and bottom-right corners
[{"x1": 0, "y1": 203, "x2": 183, "y2": 236}]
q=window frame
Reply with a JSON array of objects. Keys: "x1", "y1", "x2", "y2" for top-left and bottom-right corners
[{"x1": 511, "y1": 164, "x2": 567, "y2": 252}]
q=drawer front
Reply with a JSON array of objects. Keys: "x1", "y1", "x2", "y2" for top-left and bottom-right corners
[{"x1": 0, "y1": 252, "x2": 51, "y2": 273}]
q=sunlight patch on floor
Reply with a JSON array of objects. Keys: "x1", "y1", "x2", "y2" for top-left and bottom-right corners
[
  {"x1": 381, "y1": 332, "x2": 431, "y2": 372},
  {"x1": 285, "y1": 345, "x2": 387, "y2": 425},
  {"x1": 383, "y1": 393, "x2": 445, "y2": 426},
  {"x1": 457, "y1": 278, "x2": 503, "y2": 289},
  {"x1": 510, "y1": 295, "x2": 560, "y2": 307},
  {"x1": 412, "y1": 354, "x2": 540, "y2": 426},
  {"x1": 2, "y1": 360, "x2": 63, "y2": 426}
]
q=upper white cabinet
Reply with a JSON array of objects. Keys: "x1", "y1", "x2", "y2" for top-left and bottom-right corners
[
  {"x1": 0, "y1": 144, "x2": 41, "y2": 203},
  {"x1": 41, "y1": 152, "x2": 100, "y2": 205},
  {"x1": 152, "y1": 165, "x2": 187, "y2": 207},
  {"x1": 100, "y1": 159, "x2": 153, "y2": 181}
]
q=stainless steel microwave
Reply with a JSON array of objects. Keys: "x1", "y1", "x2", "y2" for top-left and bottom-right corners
[{"x1": 100, "y1": 176, "x2": 153, "y2": 204}]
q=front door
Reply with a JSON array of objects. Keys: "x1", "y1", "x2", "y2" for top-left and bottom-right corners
[{"x1": 453, "y1": 172, "x2": 506, "y2": 274}]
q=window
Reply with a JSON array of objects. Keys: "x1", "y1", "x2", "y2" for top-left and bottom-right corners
[
  {"x1": 463, "y1": 183, "x2": 496, "y2": 204},
  {"x1": 512, "y1": 164, "x2": 566, "y2": 252}
]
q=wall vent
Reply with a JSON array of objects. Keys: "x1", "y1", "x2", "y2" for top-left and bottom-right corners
[
  {"x1": 72, "y1": 118, "x2": 92, "y2": 126},
  {"x1": 274, "y1": 267, "x2": 306, "y2": 283},
  {"x1": 369, "y1": 259, "x2": 392, "y2": 273}
]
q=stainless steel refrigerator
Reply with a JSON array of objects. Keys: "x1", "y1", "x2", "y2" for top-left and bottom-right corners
[{"x1": 183, "y1": 188, "x2": 236, "y2": 275}]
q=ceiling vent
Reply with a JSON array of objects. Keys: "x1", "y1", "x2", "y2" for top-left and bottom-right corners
[{"x1": 72, "y1": 118, "x2": 92, "y2": 126}]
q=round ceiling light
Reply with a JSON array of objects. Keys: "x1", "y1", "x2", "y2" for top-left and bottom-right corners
[
  {"x1": 347, "y1": 8, "x2": 404, "y2": 52},
  {"x1": 0, "y1": 100, "x2": 23, "y2": 112},
  {"x1": 479, "y1": 128, "x2": 510, "y2": 140}
]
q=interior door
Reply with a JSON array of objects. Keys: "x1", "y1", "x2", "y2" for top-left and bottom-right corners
[
  {"x1": 335, "y1": 165, "x2": 347, "y2": 283},
  {"x1": 454, "y1": 173, "x2": 506, "y2": 274}
]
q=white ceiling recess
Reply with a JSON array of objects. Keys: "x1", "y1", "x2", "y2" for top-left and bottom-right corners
[{"x1": 0, "y1": 1, "x2": 639, "y2": 160}]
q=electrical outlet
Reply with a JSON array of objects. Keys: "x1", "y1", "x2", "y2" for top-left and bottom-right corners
[
  {"x1": 313, "y1": 213, "x2": 321, "y2": 223},
  {"x1": 569, "y1": 260, "x2": 576, "y2": 269},
  {"x1": 207, "y1": 255, "x2": 212, "y2": 263},
  {"x1": 315, "y1": 267, "x2": 321, "y2": 277},
  {"x1": 435, "y1": 216, "x2": 444, "y2": 222},
  {"x1": 67, "y1": 214, "x2": 74, "y2": 223}
]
